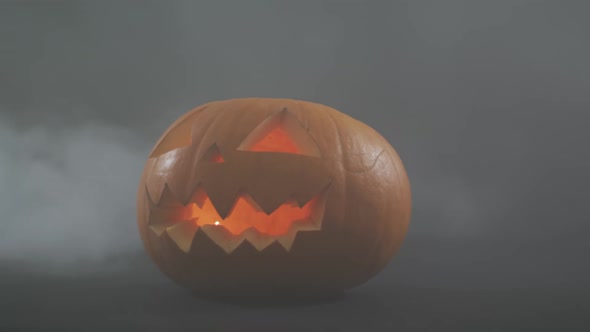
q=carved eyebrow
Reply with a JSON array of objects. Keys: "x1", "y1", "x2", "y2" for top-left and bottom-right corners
[{"x1": 237, "y1": 108, "x2": 320, "y2": 157}]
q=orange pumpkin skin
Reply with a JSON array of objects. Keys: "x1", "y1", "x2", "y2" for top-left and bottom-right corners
[{"x1": 137, "y1": 98, "x2": 411, "y2": 295}]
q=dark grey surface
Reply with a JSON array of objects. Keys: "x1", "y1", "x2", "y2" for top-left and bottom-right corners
[
  {"x1": 1, "y1": 1, "x2": 589, "y2": 331},
  {"x1": 2, "y1": 249, "x2": 587, "y2": 332}
]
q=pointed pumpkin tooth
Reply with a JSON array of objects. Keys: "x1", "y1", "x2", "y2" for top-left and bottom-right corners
[
  {"x1": 149, "y1": 221, "x2": 177, "y2": 236},
  {"x1": 200, "y1": 224, "x2": 246, "y2": 254},
  {"x1": 277, "y1": 225, "x2": 301, "y2": 251},
  {"x1": 232, "y1": 193, "x2": 269, "y2": 216},
  {"x1": 248, "y1": 189, "x2": 292, "y2": 215},
  {"x1": 276, "y1": 233, "x2": 297, "y2": 251},
  {"x1": 275, "y1": 218, "x2": 323, "y2": 251},
  {"x1": 166, "y1": 220, "x2": 199, "y2": 253},
  {"x1": 186, "y1": 185, "x2": 207, "y2": 208},
  {"x1": 156, "y1": 184, "x2": 181, "y2": 208},
  {"x1": 309, "y1": 189, "x2": 328, "y2": 227},
  {"x1": 294, "y1": 179, "x2": 332, "y2": 207},
  {"x1": 148, "y1": 199, "x2": 196, "y2": 230},
  {"x1": 242, "y1": 228, "x2": 276, "y2": 251},
  {"x1": 202, "y1": 182, "x2": 241, "y2": 219}
]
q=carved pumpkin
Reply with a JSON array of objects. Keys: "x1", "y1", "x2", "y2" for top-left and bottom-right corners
[{"x1": 137, "y1": 98, "x2": 411, "y2": 295}]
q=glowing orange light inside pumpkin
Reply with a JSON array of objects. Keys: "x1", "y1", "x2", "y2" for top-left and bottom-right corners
[
  {"x1": 247, "y1": 126, "x2": 301, "y2": 154},
  {"x1": 210, "y1": 151, "x2": 224, "y2": 163},
  {"x1": 164, "y1": 190, "x2": 318, "y2": 236},
  {"x1": 205, "y1": 144, "x2": 225, "y2": 163},
  {"x1": 190, "y1": 193, "x2": 317, "y2": 236}
]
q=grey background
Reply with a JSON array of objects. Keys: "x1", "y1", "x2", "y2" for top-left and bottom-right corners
[{"x1": 1, "y1": 1, "x2": 589, "y2": 331}]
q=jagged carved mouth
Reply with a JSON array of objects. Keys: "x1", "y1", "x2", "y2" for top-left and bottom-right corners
[{"x1": 147, "y1": 187, "x2": 327, "y2": 254}]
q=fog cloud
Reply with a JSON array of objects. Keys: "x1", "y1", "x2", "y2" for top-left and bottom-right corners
[{"x1": 0, "y1": 115, "x2": 148, "y2": 273}]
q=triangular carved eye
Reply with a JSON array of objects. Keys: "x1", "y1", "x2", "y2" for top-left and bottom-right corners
[
  {"x1": 202, "y1": 143, "x2": 225, "y2": 163},
  {"x1": 237, "y1": 108, "x2": 320, "y2": 157}
]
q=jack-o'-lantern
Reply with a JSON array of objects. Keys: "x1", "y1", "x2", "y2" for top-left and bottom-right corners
[{"x1": 136, "y1": 98, "x2": 411, "y2": 295}]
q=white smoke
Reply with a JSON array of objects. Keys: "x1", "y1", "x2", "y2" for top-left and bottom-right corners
[{"x1": 0, "y1": 115, "x2": 149, "y2": 273}]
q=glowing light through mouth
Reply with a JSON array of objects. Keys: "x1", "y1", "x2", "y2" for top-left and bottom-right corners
[
  {"x1": 147, "y1": 187, "x2": 326, "y2": 253},
  {"x1": 188, "y1": 193, "x2": 319, "y2": 236}
]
